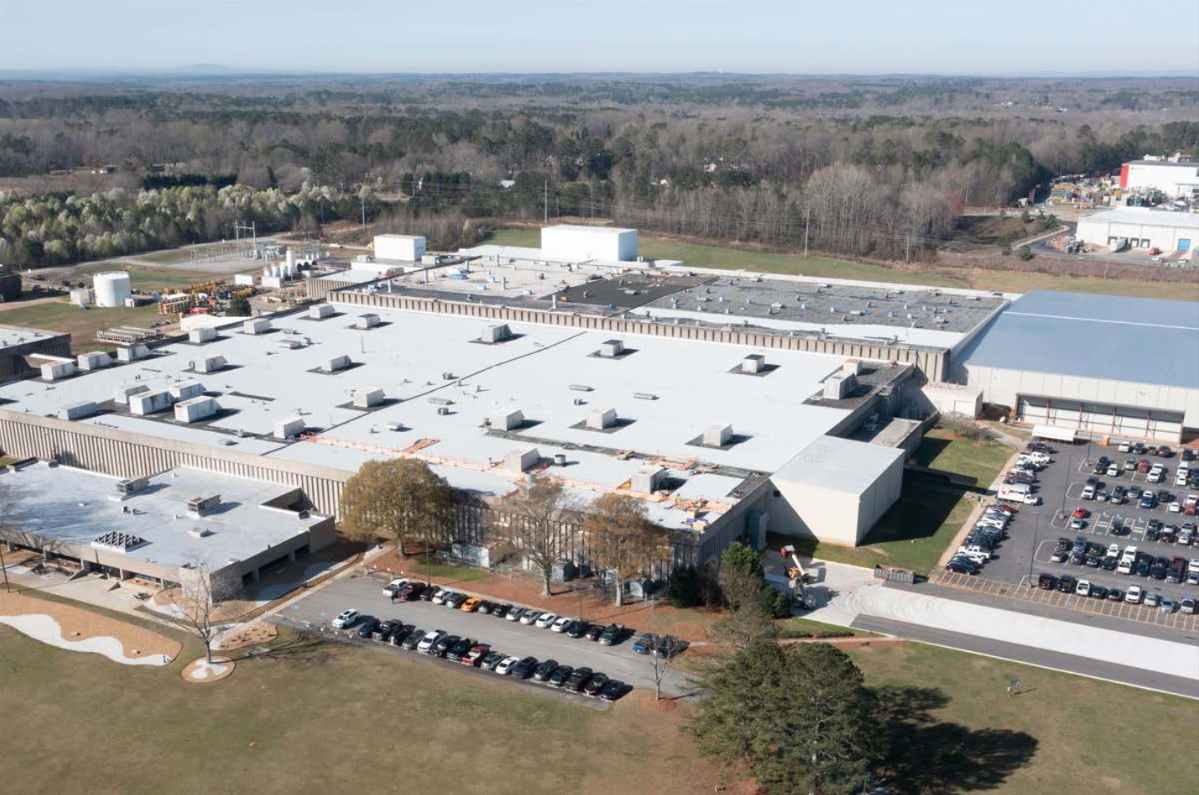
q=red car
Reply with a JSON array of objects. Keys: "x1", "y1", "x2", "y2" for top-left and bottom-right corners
[
  {"x1": 1071, "y1": 507, "x2": 1089, "y2": 519},
  {"x1": 1136, "y1": 459, "x2": 1151, "y2": 474},
  {"x1": 463, "y1": 644, "x2": 490, "y2": 666}
]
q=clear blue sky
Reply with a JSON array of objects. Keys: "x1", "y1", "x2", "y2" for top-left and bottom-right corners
[{"x1": 2, "y1": 0, "x2": 1197, "y2": 75}]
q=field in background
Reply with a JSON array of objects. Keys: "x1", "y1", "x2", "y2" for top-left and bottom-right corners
[
  {"x1": 2, "y1": 620, "x2": 1193, "y2": 795},
  {"x1": 0, "y1": 301, "x2": 167, "y2": 353},
  {"x1": 485, "y1": 228, "x2": 1196, "y2": 301}
]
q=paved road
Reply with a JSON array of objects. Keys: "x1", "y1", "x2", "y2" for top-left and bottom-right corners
[
  {"x1": 852, "y1": 615, "x2": 1199, "y2": 699},
  {"x1": 270, "y1": 570, "x2": 693, "y2": 697}
]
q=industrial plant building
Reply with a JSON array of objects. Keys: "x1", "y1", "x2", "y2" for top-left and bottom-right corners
[
  {"x1": 1119, "y1": 155, "x2": 1199, "y2": 200},
  {"x1": 958, "y1": 291, "x2": 1199, "y2": 442},
  {"x1": 0, "y1": 462, "x2": 335, "y2": 590},
  {"x1": 1075, "y1": 207, "x2": 1197, "y2": 255}
]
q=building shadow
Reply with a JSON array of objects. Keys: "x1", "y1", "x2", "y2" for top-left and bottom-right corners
[{"x1": 873, "y1": 684, "x2": 1038, "y2": 794}]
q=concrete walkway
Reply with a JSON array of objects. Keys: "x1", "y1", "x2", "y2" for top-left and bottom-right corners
[{"x1": 800, "y1": 559, "x2": 1199, "y2": 697}]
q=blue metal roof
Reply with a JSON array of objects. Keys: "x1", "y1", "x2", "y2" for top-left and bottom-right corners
[{"x1": 960, "y1": 291, "x2": 1199, "y2": 389}]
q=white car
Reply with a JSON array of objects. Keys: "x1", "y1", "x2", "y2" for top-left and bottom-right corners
[
  {"x1": 381, "y1": 577, "x2": 408, "y2": 596},
  {"x1": 550, "y1": 616, "x2": 574, "y2": 633},
  {"x1": 519, "y1": 610, "x2": 541, "y2": 625},
  {"x1": 332, "y1": 609, "x2": 358, "y2": 629},
  {"x1": 1075, "y1": 580, "x2": 1091, "y2": 597},
  {"x1": 534, "y1": 612, "x2": 558, "y2": 629},
  {"x1": 430, "y1": 588, "x2": 449, "y2": 605},
  {"x1": 417, "y1": 630, "x2": 445, "y2": 653},
  {"x1": 495, "y1": 655, "x2": 520, "y2": 675},
  {"x1": 1125, "y1": 585, "x2": 1143, "y2": 604}
]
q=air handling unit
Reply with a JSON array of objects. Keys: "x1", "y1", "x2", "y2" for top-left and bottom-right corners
[
  {"x1": 322, "y1": 355, "x2": 352, "y2": 373},
  {"x1": 274, "y1": 416, "x2": 306, "y2": 439},
  {"x1": 174, "y1": 396, "x2": 218, "y2": 423},
  {"x1": 598, "y1": 339, "x2": 625, "y2": 358},
  {"x1": 632, "y1": 466, "x2": 668, "y2": 494},
  {"x1": 353, "y1": 313, "x2": 380, "y2": 330},
  {"x1": 243, "y1": 318, "x2": 272, "y2": 335},
  {"x1": 76, "y1": 352, "x2": 112, "y2": 372},
  {"x1": 504, "y1": 446, "x2": 541, "y2": 473},
  {"x1": 541, "y1": 225, "x2": 638, "y2": 262},
  {"x1": 189, "y1": 327, "x2": 217, "y2": 344},
  {"x1": 741, "y1": 354, "x2": 766, "y2": 374},
  {"x1": 352, "y1": 387, "x2": 384, "y2": 408},
  {"x1": 490, "y1": 408, "x2": 525, "y2": 431},
  {"x1": 57, "y1": 401, "x2": 97, "y2": 421},
  {"x1": 479, "y1": 323, "x2": 513, "y2": 343},
  {"x1": 704, "y1": 423, "x2": 733, "y2": 447},
  {"x1": 586, "y1": 408, "x2": 618, "y2": 430},
  {"x1": 191, "y1": 355, "x2": 227, "y2": 374},
  {"x1": 309, "y1": 304, "x2": 335, "y2": 320}
]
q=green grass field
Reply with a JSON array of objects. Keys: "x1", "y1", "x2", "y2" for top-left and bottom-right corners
[
  {"x1": 485, "y1": 227, "x2": 1196, "y2": 301},
  {"x1": 0, "y1": 300, "x2": 166, "y2": 353},
  {"x1": 64, "y1": 262, "x2": 217, "y2": 292},
  {"x1": 2, "y1": 622, "x2": 1192, "y2": 795},
  {"x1": 789, "y1": 428, "x2": 1010, "y2": 574}
]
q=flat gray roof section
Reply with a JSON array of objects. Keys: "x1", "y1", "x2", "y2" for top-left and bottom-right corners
[
  {"x1": 1, "y1": 463, "x2": 325, "y2": 573},
  {"x1": 960, "y1": 291, "x2": 1199, "y2": 390},
  {"x1": 772, "y1": 435, "x2": 904, "y2": 495}
]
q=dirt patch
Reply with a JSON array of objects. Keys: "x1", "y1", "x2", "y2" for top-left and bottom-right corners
[
  {"x1": 0, "y1": 590, "x2": 181, "y2": 662},
  {"x1": 637, "y1": 691, "x2": 680, "y2": 713},
  {"x1": 181, "y1": 655, "x2": 235, "y2": 684},
  {"x1": 212, "y1": 620, "x2": 277, "y2": 652}
]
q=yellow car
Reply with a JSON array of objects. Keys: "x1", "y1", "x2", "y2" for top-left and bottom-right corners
[{"x1": 461, "y1": 596, "x2": 483, "y2": 612}]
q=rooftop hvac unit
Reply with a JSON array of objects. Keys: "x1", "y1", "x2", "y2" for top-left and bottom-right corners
[
  {"x1": 553, "y1": 453, "x2": 567, "y2": 466},
  {"x1": 174, "y1": 396, "x2": 218, "y2": 423},
  {"x1": 57, "y1": 400, "x2": 97, "y2": 421},
  {"x1": 354, "y1": 313, "x2": 380, "y2": 330},
  {"x1": 39, "y1": 361, "x2": 77, "y2": 382},
  {"x1": 437, "y1": 406, "x2": 451, "y2": 416},
  {"x1": 116, "y1": 344, "x2": 150, "y2": 363},
  {"x1": 479, "y1": 323, "x2": 512, "y2": 343},
  {"x1": 504, "y1": 446, "x2": 540, "y2": 473},
  {"x1": 189, "y1": 326, "x2": 217, "y2": 344},
  {"x1": 191, "y1": 355, "x2": 227, "y2": 374},
  {"x1": 491, "y1": 408, "x2": 525, "y2": 431},
  {"x1": 274, "y1": 416, "x2": 306, "y2": 440},
  {"x1": 309, "y1": 303, "x2": 335, "y2": 319},
  {"x1": 187, "y1": 527, "x2": 213, "y2": 539},
  {"x1": 569, "y1": 384, "x2": 593, "y2": 392},
  {"x1": 633, "y1": 392, "x2": 658, "y2": 401},
  {"x1": 168, "y1": 380, "x2": 204, "y2": 401},
  {"x1": 586, "y1": 408, "x2": 617, "y2": 430},
  {"x1": 187, "y1": 494, "x2": 221, "y2": 516},
  {"x1": 842, "y1": 359, "x2": 864, "y2": 376},
  {"x1": 632, "y1": 466, "x2": 668, "y2": 494},
  {"x1": 243, "y1": 318, "x2": 272, "y2": 335},
  {"x1": 823, "y1": 373, "x2": 857, "y2": 400},
  {"x1": 704, "y1": 423, "x2": 733, "y2": 447},
  {"x1": 428, "y1": 397, "x2": 453, "y2": 406},
  {"x1": 741, "y1": 354, "x2": 766, "y2": 374},
  {"x1": 322, "y1": 355, "x2": 351, "y2": 373},
  {"x1": 116, "y1": 476, "x2": 150, "y2": 496},
  {"x1": 598, "y1": 339, "x2": 625, "y2": 358},
  {"x1": 352, "y1": 387, "x2": 385, "y2": 408}
]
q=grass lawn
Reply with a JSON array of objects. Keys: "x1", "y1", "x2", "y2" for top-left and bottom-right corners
[
  {"x1": 409, "y1": 561, "x2": 492, "y2": 583},
  {"x1": 913, "y1": 426, "x2": 1013, "y2": 488},
  {"x1": 484, "y1": 227, "x2": 1196, "y2": 302},
  {"x1": 849, "y1": 641, "x2": 1197, "y2": 795},
  {"x1": 777, "y1": 616, "x2": 873, "y2": 638},
  {"x1": 2, "y1": 619, "x2": 1192, "y2": 795},
  {"x1": 789, "y1": 480, "x2": 974, "y2": 575},
  {"x1": 0, "y1": 625, "x2": 710, "y2": 795},
  {"x1": 65, "y1": 261, "x2": 217, "y2": 292},
  {"x1": 0, "y1": 300, "x2": 167, "y2": 353}
]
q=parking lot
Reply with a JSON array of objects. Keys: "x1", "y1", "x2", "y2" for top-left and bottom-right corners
[
  {"x1": 270, "y1": 570, "x2": 693, "y2": 699},
  {"x1": 936, "y1": 438, "x2": 1199, "y2": 630}
]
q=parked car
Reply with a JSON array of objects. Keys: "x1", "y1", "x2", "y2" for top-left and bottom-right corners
[
  {"x1": 432, "y1": 634, "x2": 461, "y2": 658},
  {"x1": 386, "y1": 623, "x2": 413, "y2": 645},
  {"x1": 533, "y1": 659, "x2": 560, "y2": 682},
  {"x1": 550, "y1": 616, "x2": 574, "y2": 633},
  {"x1": 1125, "y1": 585, "x2": 1144, "y2": 604},
  {"x1": 654, "y1": 635, "x2": 686, "y2": 658},
  {"x1": 430, "y1": 588, "x2": 449, "y2": 605},
  {"x1": 1057, "y1": 574, "x2": 1077, "y2": 593},
  {"x1": 332, "y1": 609, "x2": 359, "y2": 629},
  {"x1": 534, "y1": 612, "x2": 558, "y2": 629},
  {"x1": 1144, "y1": 591, "x2": 1162, "y2": 608},
  {"x1": 476, "y1": 600, "x2": 494, "y2": 615},
  {"x1": 417, "y1": 585, "x2": 438, "y2": 601},
  {"x1": 583, "y1": 673, "x2": 610, "y2": 697},
  {"x1": 547, "y1": 665, "x2": 575, "y2": 687},
  {"x1": 599, "y1": 679, "x2": 628, "y2": 701},
  {"x1": 461, "y1": 596, "x2": 483, "y2": 612},
  {"x1": 632, "y1": 633, "x2": 654, "y2": 654},
  {"x1": 480, "y1": 650, "x2": 506, "y2": 670},
  {"x1": 381, "y1": 577, "x2": 408, "y2": 597},
  {"x1": 494, "y1": 656, "x2": 520, "y2": 675},
  {"x1": 356, "y1": 616, "x2": 380, "y2": 639},
  {"x1": 444, "y1": 637, "x2": 473, "y2": 662},
  {"x1": 598, "y1": 623, "x2": 625, "y2": 645},
  {"x1": 1159, "y1": 597, "x2": 1177, "y2": 614},
  {"x1": 509, "y1": 656, "x2": 539, "y2": 679},
  {"x1": 505, "y1": 607, "x2": 525, "y2": 622},
  {"x1": 1037, "y1": 573, "x2": 1057, "y2": 590},
  {"x1": 401, "y1": 629, "x2": 426, "y2": 650},
  {"x1": 584, "y1": 624, "x2": 605, "y2": 641},
  {"x1": 563, "y1": 667, "x2": 594, "y2": 692},
  {"x1": 372, "y1": 620, "x2": 397, "y2": 641},
  {"x1": 463, "y1": 643, "x2": 490, "y2": 666},
  {"x1": 417, "y1": 630, "x2": 446, "y2": 654},
  {"x1": 566, "y1": 621, "x2": 589, "y2": 639},
  {"x1": 397, "y1": 582, "x2": 426, "y2": 601},
  {"x1": 1180, "y1": 597, "x2": 1197, "y2": 615},
  {"x1": 1107, "y1": 588, "x2": 1124, "y2": 602},
  {"x1": 946, "y1": 559, "x2": 980, "y2": 575},
  {"x1": 445, "y1": 593, "x2": 468, "y2": 610},
  {"x1": 519, "y1": 610, "x2": 541, "y2": 625},
  {"x1": 490, "y1": 603, "x2": 511, "y2": 618}
]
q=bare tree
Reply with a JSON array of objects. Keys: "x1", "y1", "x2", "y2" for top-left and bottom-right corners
[
  {"x1": 164, "y1": 567, "x2": 238, "y2": 664},
  {"x1": 645, "y1": 632, "x2": 685, "y2": 701},
  {"x1": 487, "y1": 478, "x2": 577, "y2": 597},
  {"x1": 0, "y1": 474, "x2": 21, "y2": 593},
  {"x1": 583, "y1": 492, "x2": 669, "y2": 607},
  {"x1": 339, "y1": 458, "x2": 455, "y2": 557}
]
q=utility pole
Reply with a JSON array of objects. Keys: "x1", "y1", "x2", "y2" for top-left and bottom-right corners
[
  {"x1": 0, "y1": 540, "x2": 9, "y2": 593},
  {"x1": 360, "y1": 194, "x2": 367, "y2": 232},
  {"x1": 543, "y1": 179, "x2": 548, "y2": 225},
  {"x1": 803, "y1": 206, "x2": 811, "y2": 257}
]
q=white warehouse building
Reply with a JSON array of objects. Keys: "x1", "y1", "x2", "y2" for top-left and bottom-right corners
[
  {"x1": 1120, "y1": 156, "x2": 1199, "y2": 199},
  {"x1": 373, "y1": 234, "x2": 426, "y2": 262},
  {"x1": 1075, "y1": 207, "x2": 1198, "y2": 255},
  {"x1": 958, "y1": 292, "x2": 1199, "y2": 442},
  {"x1": 541, "y1": 224, "x2": 638, "y2": 262}
]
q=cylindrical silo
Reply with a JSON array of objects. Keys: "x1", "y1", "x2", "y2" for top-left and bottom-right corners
[
  {"x1": 286, "y1": 250, "x2": 297, "y2": 277},
  {"x1": 93, "y1": 272, "x2": 132, "y2": 308}
]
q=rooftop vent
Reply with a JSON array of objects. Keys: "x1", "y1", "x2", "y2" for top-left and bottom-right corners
[
  {"x1": 187, "y1": 494, "x2": 221, "y2": 517},
  {"x1": 187, "y1": 527, "x2": 212, "y2": 539},
  {"x1": 704, "y1": 423, "x2": 733, "y2": 447},
  {"x1": 504, "y1": 446, "x2": 540, "y2": 473},
  {"x1": 321, "y1": 354, "x2": 352, "y2": 373},
  {"x1": 598, "y1": 339, "x2": 625, "y2": 358},
  {"x1": 92, "y1": 531, "x2": 147, "y2": 551},
  {"x1": 569, "y1": 384, "x2": 593, "y2": 392},
  {"x1": 632, "y1": 466, "x2": 668, "y2": 494},
  {"x1": 587, "y1": 408, "x2": 617, "y2": 430},
  {"x1": 116, "y1": 476, "x2": 150, "y2": 496},
  {"x1": 741, "y1": 354, "x2": 766, "y2": 374},
  {"x1": 354, "y1": 313, "x2": 380, "y2": 330},
  {"x1": 491, "y1": 408, "x2": 525, "y2": 431},
  {"x1": 479, "y1": 323, "x2": 512, "y2": 343}
]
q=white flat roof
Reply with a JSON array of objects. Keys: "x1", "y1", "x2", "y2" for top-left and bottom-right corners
[
  {"x1": 772, "y1": 435, "x2": 903, "y2": 495},
  {"x1": 1, "y1": 463, "x2": 325, "y2": 573},
  {"x1": 1079, "y1": 207, "x2": 1199, "y2": 230}
]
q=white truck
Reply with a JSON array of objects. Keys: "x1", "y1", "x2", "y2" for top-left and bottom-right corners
[
  {"x1": 998, "y1": 484, "x2": 1041, "y2": 505},
  {"x1": 1117, "y1": 546, "x2": 1137, "y2": 575}
]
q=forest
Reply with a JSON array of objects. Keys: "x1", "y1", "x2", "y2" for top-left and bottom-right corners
[{"x1": 1, "y1": 74, "x2": 1196, "y2": 267}]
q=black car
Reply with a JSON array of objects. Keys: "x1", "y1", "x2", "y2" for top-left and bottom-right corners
[
  {"x1": 509, "y1": 656, "x2": 538, "y2": 679},
  {"x1": 490, "y1": 603, "x2": 510, "y2": 619},
  {"x1": 1069, "y1": 551, "x2": 1086, "y2": 566},
  {"x1": 1107, "y1": 588, "x2": 1124, "y2": 602},
  {"x1": 1037, "y1": 573, "x2": 1057, "y2": 590},
  {"x1": 1135, "y1": 557, "x2": 1153, "y2": 577},
  {"x1": 946, "y1": 559, "x2": 979, "y2": 575},
  {"x1": 563, "y1": 667, "x2": 594, "y2": 692},
  {"x1": 1108, "y1": 521, "x2": 1128, "y2": 537},
  {"x1": 599, "y1": 679, "x2": 628, "y2": 702},
  {"x1": 1057, "y1": 575, "x2": 1077, "y2": 593},
  {"x1": 417, "y1": 586, "x2": 438, "y2": 602},
  {"x1": 599, "y1": 624, "x2": 625, "y2": 646},
  {"x1": 432, "y1": 634, "x2": 460, "y2": 657},
  {"x1": 1150, "y1": 558, "x2": 1169, "y2": 580},
  {"x1": 1160, "y1": 526, "x2": 1177, "y2": 544},
  {"x1": 480, "y1": 651, "x2": 506, "y2": 671},
  {"x1": 372, "y1": 620, "x2": 396, "y2": 641},
  {"x1": 653, "y1": 635, "x2": 687, "y2": 659},
  {"x1": 582, "y1": 672, "x2": 610, "y2": 697},
  {"x1": 444, "y1": 593, "x2": 468, "y2": 609},
  {"x1": 476, "y1": 600, "x2": 494, "y2": 615},
  {"x1": 566, "y1": 620, "x2": 589, "y2": 639},
  {"x1": 1146, "y1": 525, "x2": 1162, "y2": 542},
  {"x1": 445, "y1": 637, "x2": 474, "y2": 662},
  {"x1": 1090, "y1": 585, "x2": 1108, "y2": 600},
  {"x1": 532, "y1": 659, "x2": 560, "y2": 682},
  {"x1": 584, "y1": 624, "x2": 605, "y2": 642},
  {"x1": 1102, "y1": 556, "x2": 1119, "y2": 571},
  {"x1": 356, "y1": 616, "x2": 380, "y2": 639},
  {"x1": 547, "y1": 665, "x2": 574, "y2": 687},
  {"x1": 401, "y1": 629, "x2": 426, "y2": 650}
]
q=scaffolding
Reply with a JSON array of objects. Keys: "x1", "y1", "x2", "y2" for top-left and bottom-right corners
[{"x1": 94, "y1": 325, "x2": 163, "y2": 345}]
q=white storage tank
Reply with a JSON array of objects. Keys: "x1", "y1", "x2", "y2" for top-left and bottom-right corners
[{"x1": 93, "y1": 272, "x2": 132, "y2": 308}]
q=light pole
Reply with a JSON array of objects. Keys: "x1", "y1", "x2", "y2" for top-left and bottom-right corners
[{"x1": 0, "y1": 539, "x2": 9, "y2": 593}]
